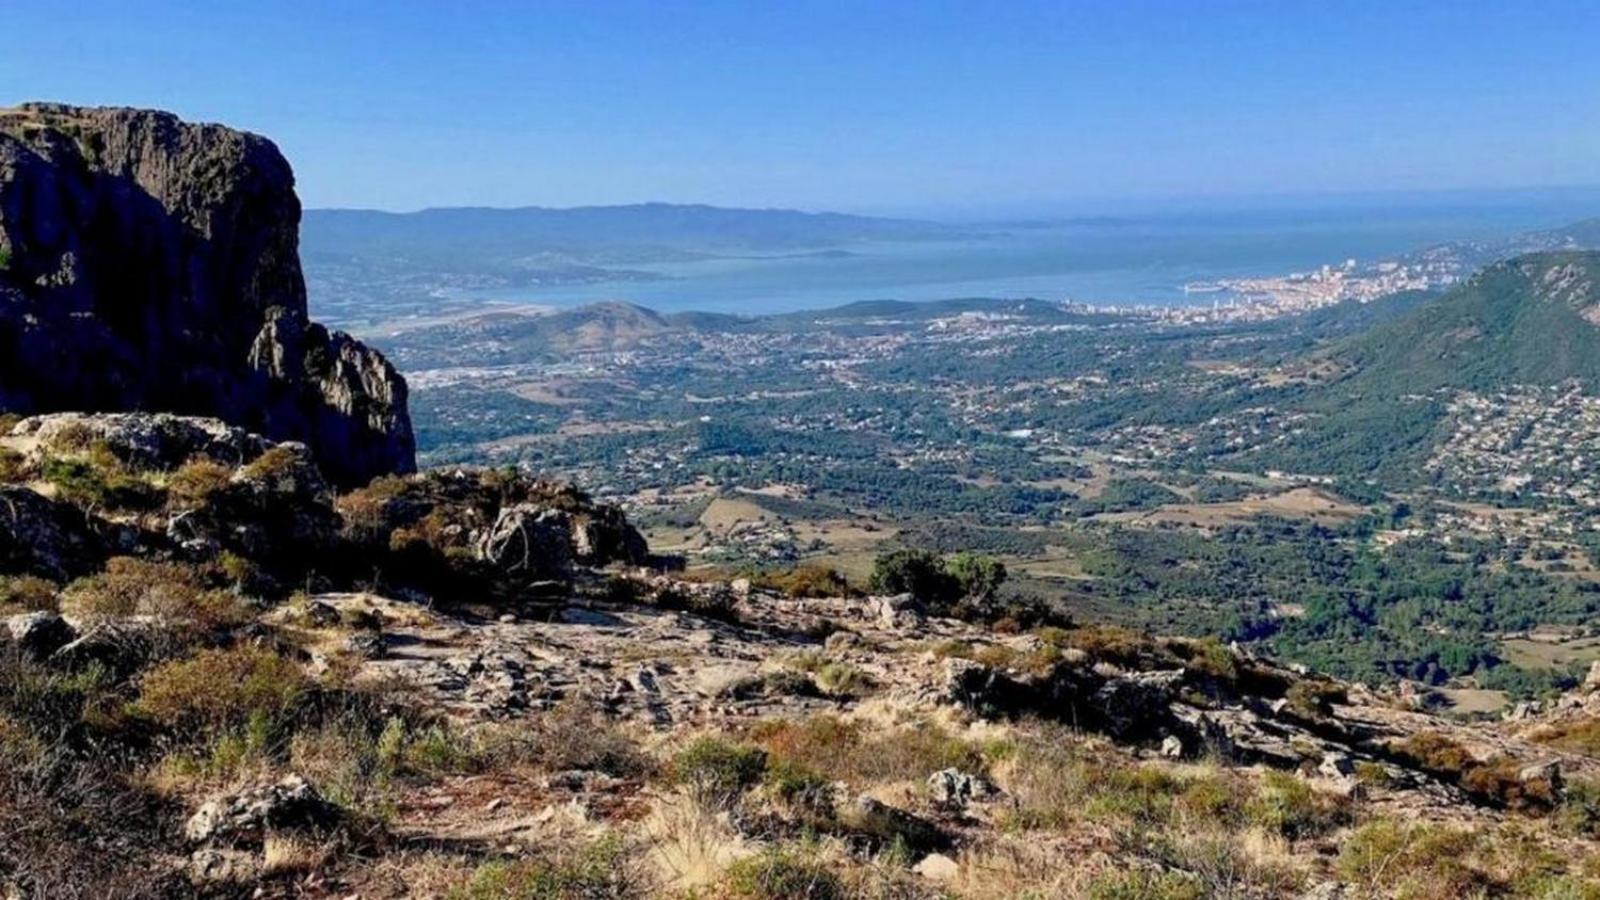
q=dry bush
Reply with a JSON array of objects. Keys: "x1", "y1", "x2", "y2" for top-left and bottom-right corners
[
  {"x1": 1533, "y1": 717, "x2": 1600, "y2": 757},
  {"x1": 0, "y1": 445, "x2": 26, "y2": 483},
  {"x1": 164, "y1": 457, "x2": 233, "y2": 509},
  {"x1": 779, "y1": 651, "x2": 877, "y2": 699},
  {"x1": 475, "y1": 704, "x2": 654, "y2": 778},
  {"x1": 749, "y1": 714, "x2": 984, "y2": 789},
  {"x1": 0, "y1": 655, "x2": 190, "y2": 896},
  {"x1": 0, "y1": 574, "x2": 58, "y2": 613},
  {"x1": 60, "y1": 556, "x2": 249, "y2": 630},
  {"x1": 755, "y1": 564, "x2": 855, "y2": 599},
  {"x1": 720, "y1": 846, "x2": 844, "y2": 900},
  {"x1": 137, "y1": 644, "x2": 307, "y2": 731},
  {"x1": 1336, "y1": 818, "x2": 1490, "y2": 899},
  {"x1": 444, "y1": 833, "x2": 652, "y2": 900},
  {"x1": 1397, "y1": 731, "x2": 1558, "y2": 811},
  {"x1": 1284, "y1": 677, "x2": 1347, "y2": 719}
]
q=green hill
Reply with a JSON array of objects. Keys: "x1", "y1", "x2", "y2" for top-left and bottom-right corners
[
  {"x1": 1242, "y1": 251, "x2": 1600, "y2": 481},
  {"x1": 1337, "y1": 250, "x2": 1600, "y2": 393}
]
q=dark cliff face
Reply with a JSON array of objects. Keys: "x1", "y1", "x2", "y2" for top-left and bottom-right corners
[{"x1": 0, "y1": 103, "x2": 414, "y2": 487}]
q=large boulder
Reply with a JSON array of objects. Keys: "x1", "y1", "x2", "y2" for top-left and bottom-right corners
[
  {"x1": 171, "y1": 443, "x2": 339, "y2": 566},
  {"x1": 0, "y1": 103, "x2": 413, "y2": 487},
  {"x1": 477, "y1": 504, "x2": 577, "y2": 580},
  {"x1": 0, "y1": 484, "x2": 105, "y2": 579}
]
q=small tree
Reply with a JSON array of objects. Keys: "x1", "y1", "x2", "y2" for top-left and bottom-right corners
[
  {"x1": 946, "y1": 552, "x2": 1007, "y2": 603},
  {"x1": 868, "y1": 549, "x2": 960, "y2": 609}
]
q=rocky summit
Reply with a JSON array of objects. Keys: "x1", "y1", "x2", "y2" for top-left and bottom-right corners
[{"x1": 0, "y1": 103, "x2": 413, "y2": 488}]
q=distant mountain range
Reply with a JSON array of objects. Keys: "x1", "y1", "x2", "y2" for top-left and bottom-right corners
[{"x1": 302, "y1": 202, "x2": 969, "y2": 266}]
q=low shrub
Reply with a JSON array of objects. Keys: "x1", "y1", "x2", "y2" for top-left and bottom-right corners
[
  {"x1": 1336, "y1": 819, "x2": 1489, "y2": 899},
  {"x1": 1396, "y1": 730, "x2": 1557, "y2": 811},
  {"x1": 445, "y1": 833, "x2": 648, "y2": 900},
  {"x1": 164, "y1": 458, "x2": 233, "y2": 509},
  {"x1": 60, "y1": 557, "x2": 249, "y2": 630},
  {"x1": 0, "y1": 446, "x2": 25, "y2": 482},
  {"x1": 1533, "y1": 717, "x2": 1600, "y2": 757},
  {"x1": 42, "y1": 453, "x2": 162, "y2": 511},
  {"x1": 1285, "y1": 678, "x2": 1347, "y2": 719},
  {"x1": 137, "y1": 645, "x2": 307, "y2": 732},
  {"x1": 756, "y1": 564, "x2": 854, "y2": 599},
  {"x1": 672, "y1": 737, "x2": 767, "y2": 808},
  {"x1": 0, "y1": 575, "x2": 58, "y2": 613},
  {"x1": 1084, "y1": 868, "x2": 1204, "y2": 900},
  {"x1": 1243, "y1": 770, "x2": 1349, "y2": 839},
  {"x1": 749, "y1": 714, "x2": 984, "y2": 789},
  {"x1": 721, "y1": 847, "x2": 843, "y2": 900}
]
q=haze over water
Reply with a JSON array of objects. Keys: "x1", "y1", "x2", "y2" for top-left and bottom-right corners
[{"x1": 468, "y1": 195, "x2": 1600, "y2": 316}]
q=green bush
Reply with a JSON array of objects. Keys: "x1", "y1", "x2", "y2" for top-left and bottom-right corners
[
  {"x1": 137, "y1": 645, "x2": 307, "y2": 732},
  {"x1": 722, "y1": 848, "x2": 843, "y2": 900},
  {"x1": 672, "y1": 737, "x2": 767, "y2": 808},
  {"x1": 868, "y1": 549, "x2": 959, "y2": 607},
  {"x1": 1243, "y1": 771, "x2": 1349, "y2": 839},
  {"x1": 41, "y1": 454, "x2": 162, "y2": 511},
  {"x1": 946, "y1": 551, "x2": 1007, "y2": 602}
]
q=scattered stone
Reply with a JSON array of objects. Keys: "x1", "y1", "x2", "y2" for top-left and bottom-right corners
[
  {"x1": 345, "y1": 632, "x2": 388, "y2": 660},
  {"x1": 1319, "y1": 752, "x2": 1356, "y2": 779},
  {"x1": 927, "y1": 768, "x2": 994, "y2": 810},
  {"x1": 867, "y1": 593, "x2": 925, "y2": 629},
  {"x1": 1519, "y1": 760, "x2": 1562, "y2": 792},
  {"x1": 185, "y1": 775, "x2": 338, "y2": 846},
  {"x1": 546, "y1": 770, "x2": 621, "y2": 792},
  {"x1": 840, "y1": 796, "x2": 945, "y2": 851},
  {"x1": 1160, "y1": 735, "x2": 1185, "y2": 759},
  {"x1": 4, "y1": 611, "x2": 75, "y2": 660},
  {"x1": 1585, "y1": 660, "x2": 1600, "y2": 691},
  {"x1": 913, "y1": 852, "x2": 961, "y2": 881},
  {"x1": 188, "y1": 848, "x2": 260, "y2": 885},
  {"x1": 0, "y1": 485, "x2": 106, "y2": 580},
  {"x1": 304, "y1": 600, "x2": 341, "y2": 627}
]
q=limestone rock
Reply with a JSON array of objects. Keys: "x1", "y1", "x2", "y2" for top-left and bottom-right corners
[
  {"x1": 867, "y1": 593, "x2": 925, "y2": 629},
  {"x1": 16, "y1": 413, "x2": 273, "y2": 472},
  {"x1": 184, "y1": 775, "x2": 337, "y2": 846},
  {"x1": 0, "y1": 103, "x2": 413, "y2": 487},
  {"x1": 927, "y1": 768, "x2": 994, "y2": 810},
  {"x1": 478, "y1": 504, "x2": 575, "y2": 579},
  {"x1": 913, "y1": 852, "x2": 961, "y2": 881},
  {"x1": 4, "y1": 611, "x2": 75, "y2": 659},
  {"x1": 839, "y1": 796, "x2": 945, "y2": 851}
]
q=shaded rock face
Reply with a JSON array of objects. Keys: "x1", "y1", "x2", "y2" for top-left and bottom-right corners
[{"x1": 0, "y1": 103, "x2": 413, "y2": 487}]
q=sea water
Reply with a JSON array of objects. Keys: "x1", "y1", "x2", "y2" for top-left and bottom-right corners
[{"x1": 456, "y1": 194, "x2": 1600, "y2": 316}]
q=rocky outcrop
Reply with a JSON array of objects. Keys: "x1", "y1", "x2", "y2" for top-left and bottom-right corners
[
  {"x1": 0, "y1": 484, "x2": 108, "y2": 579},
  {"x1": 0, "y1": 104, "x2": 413, "y2": 487}
]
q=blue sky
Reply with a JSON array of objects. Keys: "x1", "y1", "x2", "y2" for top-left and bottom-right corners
[{"x1": 5, "y1": 0, "x2": 1598, "y2": 216}]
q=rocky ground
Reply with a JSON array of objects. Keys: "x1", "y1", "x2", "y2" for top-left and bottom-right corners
[{"x1": 5, "y1": 413, "x2": 1600, "y2": 898}]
